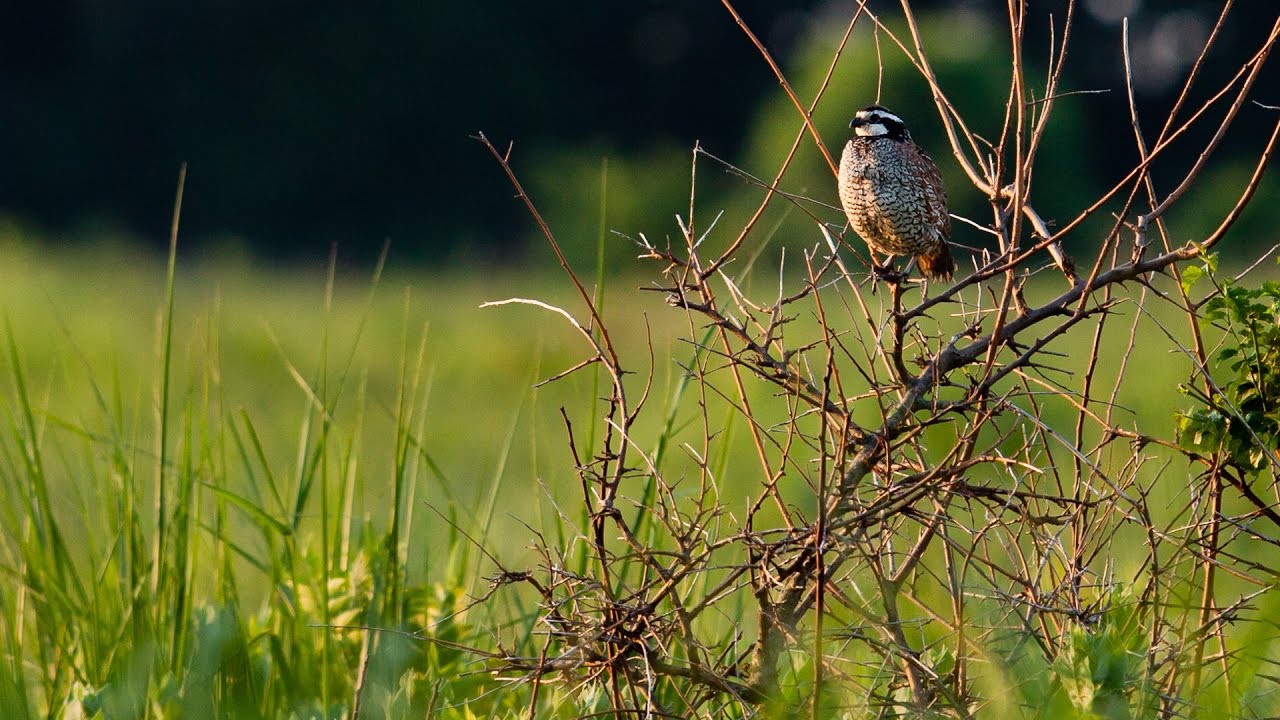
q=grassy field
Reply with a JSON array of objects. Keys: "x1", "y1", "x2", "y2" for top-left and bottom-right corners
[
  {"x1": 0, "y1": 236, "x2": 776, "y2": 717},
  {"x1": 2, "y1": 234, "x2": 1277, "y2": 718},
  {"x1": 0, "y1": 241, "x2": 570, "y2": 714}
]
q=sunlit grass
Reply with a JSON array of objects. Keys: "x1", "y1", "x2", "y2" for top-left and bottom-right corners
[
  {"x1": 0, "y1": 237, "x2": 660, "y2": 716},
  {"x1": 0, "y1": 231, "x2": 1272, "y2": 716}
]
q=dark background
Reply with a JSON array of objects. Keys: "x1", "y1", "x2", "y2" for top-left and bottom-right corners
[{"x1": 1, "y1": 1, "x2": 1276, "y2": 268}]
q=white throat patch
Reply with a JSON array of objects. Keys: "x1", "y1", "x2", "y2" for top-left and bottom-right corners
[{"x1": 854, "y1": 122, "x2": 889, "y2": 137}]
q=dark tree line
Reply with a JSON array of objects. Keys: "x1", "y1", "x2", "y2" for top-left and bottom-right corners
[{"x1": 0, "y1": 1, "x2": 1273, "y2": 265}]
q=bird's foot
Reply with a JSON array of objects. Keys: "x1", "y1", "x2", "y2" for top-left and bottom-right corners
[{"x1": 872, "y1": 265, "x2": 909, "y2": 285}]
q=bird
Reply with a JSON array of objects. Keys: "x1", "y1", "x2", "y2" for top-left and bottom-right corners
[{"x1": 837, "y1": 104, "x2": 954, "y2": 281}]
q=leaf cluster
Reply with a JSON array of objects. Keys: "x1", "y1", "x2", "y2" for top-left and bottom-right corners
[{"x1": 1177, "y1": 257, "x2": 1280, "y2": 473}]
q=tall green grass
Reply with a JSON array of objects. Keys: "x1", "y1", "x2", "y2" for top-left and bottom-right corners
[
  {"x1": 0, "y1": 226, "x2": 690, "y2": 716},
  {"x1": 2, "y1": 219, "x2": 1275, "y2": 716}
]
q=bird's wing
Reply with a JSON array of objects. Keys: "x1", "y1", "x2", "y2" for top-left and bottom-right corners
[{"x1": 912, "y1": 146, "x2": 951, "y2": 239}]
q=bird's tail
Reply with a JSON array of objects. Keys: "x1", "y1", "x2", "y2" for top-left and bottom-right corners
[{"x1": 918, "y1": 245, "x2": 955, "y2": 281}]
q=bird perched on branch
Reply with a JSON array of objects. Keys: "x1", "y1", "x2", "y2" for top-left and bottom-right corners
[{"x1": 838, "y1": 105, "x2": 955, "y2": 281}]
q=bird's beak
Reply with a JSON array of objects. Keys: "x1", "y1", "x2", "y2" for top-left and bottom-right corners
[{"x1": 849, "y1": 117, "x2": 862, "y2": 129}]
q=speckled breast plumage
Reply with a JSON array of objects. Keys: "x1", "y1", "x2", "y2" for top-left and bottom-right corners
[{"x1": 839, "y1": 136, "x2": 950, "y2": 260}]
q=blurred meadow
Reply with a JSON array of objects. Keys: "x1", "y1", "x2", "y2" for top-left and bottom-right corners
[
  {"x1": 0, "y1": 232, "x2": 656, "y2": 578},
  {"x1": 3, "y1": 217, "x2": 1271, "y2": 715}
]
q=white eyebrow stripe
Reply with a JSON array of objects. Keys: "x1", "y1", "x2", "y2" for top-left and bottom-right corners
[{"x1": 858, "y1": 109, "x2": 903, "y2": 126}]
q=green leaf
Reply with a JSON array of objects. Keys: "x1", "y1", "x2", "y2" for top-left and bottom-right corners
[{"x1": 1180, "y1": 264, "x2": 1203, "y2": 293}]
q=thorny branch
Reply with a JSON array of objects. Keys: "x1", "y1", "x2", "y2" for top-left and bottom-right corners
[{"x1": 473, "y1": 1, "x2": 1280, "y2": 716}]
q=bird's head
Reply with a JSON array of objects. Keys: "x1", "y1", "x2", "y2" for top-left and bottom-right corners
[{"x1": 850, "y1": 105, "x2": 910, "y2": 141}]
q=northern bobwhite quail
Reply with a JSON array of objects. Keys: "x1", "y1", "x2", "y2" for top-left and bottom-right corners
[{"x1": 838, "y1": 105, "x2": 955, "y2": 281}]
